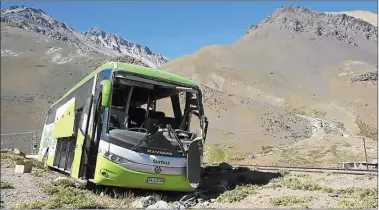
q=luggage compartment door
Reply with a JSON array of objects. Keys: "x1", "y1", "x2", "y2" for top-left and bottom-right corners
[{"x1": 186, "y1": 138, "x2": 202, "y2": 188}]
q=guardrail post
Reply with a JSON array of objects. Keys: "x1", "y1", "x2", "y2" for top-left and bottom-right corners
[
  {"x1": 363, "y1": 138, "x2": 369, "y2": 170},
  {"x1": 32, "y1": 131, "x2": 37, "y2": 155}
]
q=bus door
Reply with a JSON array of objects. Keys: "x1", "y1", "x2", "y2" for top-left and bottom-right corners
[{"x1": 71, "y1": 94, "x2": 94, "y2": 179}]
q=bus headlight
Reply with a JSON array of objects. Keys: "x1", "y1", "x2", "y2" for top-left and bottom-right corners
[{"x1": 99, "y1": 149, "x2": 129, "y2": 164}]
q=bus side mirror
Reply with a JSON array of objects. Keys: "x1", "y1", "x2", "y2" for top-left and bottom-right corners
[{"x1": 100, "y1": 80, "x2": 112, "y2": 107}]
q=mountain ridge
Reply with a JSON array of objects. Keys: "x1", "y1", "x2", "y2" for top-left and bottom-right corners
[
  {"x1": 1, "y1": 5, "x2": 168, "y2": 68},
  {"x1": 160, "y1": 5, "x2": 377, "y2": 154},
  {"x1": 243, "y1": 6, "x2": 377, "y2": 45}
]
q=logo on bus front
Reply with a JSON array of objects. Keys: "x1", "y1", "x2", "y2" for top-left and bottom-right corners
[
  {"x1": 154, "y1": 166, "x2": 162, "y2": 173},
  {"x1": 147, "y1": 149, "x2": 173, "y2": 156},
  {"x1": 153, "y1": 159, "x2": 170, "y2": 165}
]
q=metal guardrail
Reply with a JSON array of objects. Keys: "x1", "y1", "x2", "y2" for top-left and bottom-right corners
[
  {"x1": 203, "y1": 163, "x2": 378, "y2": 175},
  {"x1": 1, "y1": 131, "x2": 42, "y2": 155}
]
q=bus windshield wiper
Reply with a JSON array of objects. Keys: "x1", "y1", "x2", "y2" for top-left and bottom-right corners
[
  {"x1": 132, "y1": 131, "x2": 152, "y2": 151},
  {"x1": 166, "y1": 124, "x2": 186, "y2": 155}
]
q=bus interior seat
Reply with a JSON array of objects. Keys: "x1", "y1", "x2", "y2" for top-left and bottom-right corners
[
  {"x1": 110, "y1": 115, "x2": 121, "y2": 128},
  {"x1": 110, "y1": 107, "x2": 183, "y2": 134},
  {"x1": 145, "y1": 111, "x2": 165, "y2": 133},
  {"x1": 109, "y1": 107, "x2": 125, "y2": 129},
  {"x1": 148, "y1": 110, "x2": 166, "y2": 119},
  {"x1": 147, "y1": 110, "x2": 181, "y2": 130},
  {"x1": 128, "y1": 107, "x2": 146, "y2": 129}
]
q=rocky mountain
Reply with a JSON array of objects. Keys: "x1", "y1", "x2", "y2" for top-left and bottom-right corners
[
  {"x1": 0, "y1": 5, "x2": 168, "y2": 67},
  {"x1": 327, "y1": 10, "x2": 378, "y2": 26},
  {"x1": 160, "y1": 5, "x2": 378, "y2": 157},
  {"x1": 163, "y1": 5, "x2": 377, "y2": 102},
  {"x1": 244, "y1": 6, "x2": 377, "y2": 45}
]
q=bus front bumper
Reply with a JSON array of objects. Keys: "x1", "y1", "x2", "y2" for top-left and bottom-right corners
[{"x1": 93, "y1": 155, "x2": 195, "y2": 192}]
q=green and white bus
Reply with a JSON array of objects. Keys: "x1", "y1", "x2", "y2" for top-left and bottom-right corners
[{"x1": 38, "y1": 62, "x2": 209, "y2": 192}]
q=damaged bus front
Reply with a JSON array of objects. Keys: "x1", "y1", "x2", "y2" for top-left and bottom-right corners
[{"x1": 38, "y1": 62, "x2": 209, "y2": 192}]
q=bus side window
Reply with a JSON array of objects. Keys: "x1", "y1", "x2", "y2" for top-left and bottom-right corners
[{"x1": 79, "y1": 96, "x2": 92, "y2": 134}]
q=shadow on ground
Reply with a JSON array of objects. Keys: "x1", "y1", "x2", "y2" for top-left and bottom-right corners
[{"x1": 197, "y1": 164, "x2": 282, "y2": 200}]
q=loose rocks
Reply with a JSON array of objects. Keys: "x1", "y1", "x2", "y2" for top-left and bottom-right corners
[{"x1": 131, "y1": 196, "x2": 159, "y2": 209}]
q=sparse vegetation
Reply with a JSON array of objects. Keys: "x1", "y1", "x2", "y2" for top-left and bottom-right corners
[
  {"x1": 0, "y1": 181, "x2": 14, "y2": 189},
  {"x1": 337, "y1": 198, "x2": 377, "y2": 209},
  {"x1": 356, "y1": 118, "x2": 378, "y2": 140},
  {"x1": 270, "y1": 196, "x2": 313, "y2": 208},
  {"x1": 1, "y1": 152, "x2": 47, "y2": 169},
  {"x1": 324, "y1": 172, "x2": 334, "y2": 176},
  {"x1": 203, "y1": 144, "x2": 233, "y2": 163},
  {"x1": 336, "y1": 187, "x2": 377, "y2": 209},
  {"x1": 364, "y1": 173, "x2": 376, "y2": 180},
  {"x1": 33, "y1": 160, "x2": 47, "y2": 169},
  {"x1": 292, "y1": 106, "x2": 327, "y2": 118},
  {"x1": 278, "y1": 169, "x2": 290, "y2": 176},
  {"x1": 261, "y1": 145, "x2": 274, "y2": 154},
  {"x1": 261, "y1": 140, "x2": 371, "y2": 167},
  {"x1": 272, "y1": 175, "x2": 334, "y2": 193},
  {"x1": 13, "y1": 177, "x2": 139, "y2": 209},
  {"x1": 216, "y1": 184, "x2": 257, "y2": 203},
  {"x1": 290, "y1": 173, "x2": 310, "y2": 178},
  {"x1": 271, "y1": 174, "x2": 377, "y2": 209},
  {"x1": 0, "y1": 153, "x2": 25, "y2": 162},
  {"x1": 225, "y1": 131, "x2": 234, "y2": 136},
  {"x1": 32, "y1": 167, "x2": 49, "y2": 177},
  {"x1": 338, "y1": 187, "x2": 377, "y2": 199}
]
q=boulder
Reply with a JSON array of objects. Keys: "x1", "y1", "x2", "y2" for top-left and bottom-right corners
[
  {"x1": 219, "y1": 162, "x2": 233, "y2": 171},
  {"x1": 146, "y1": 201, "x2": 172, "y2": 209},
  {"x1": 131, "y1": 196, "x2": 158, "y2": 209},
  {"x1": 13, "y1": 149, "x2": 26, "y2": 157},
  {"x1": 14, "y1": 160, "x2": 32, "y2": 173}
]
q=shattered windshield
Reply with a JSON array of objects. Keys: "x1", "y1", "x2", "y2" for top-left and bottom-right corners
[{"x1": 105, "y1": 76, "x2": 205, "y2": 152}]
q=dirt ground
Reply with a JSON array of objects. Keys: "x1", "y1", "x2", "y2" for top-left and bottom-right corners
[
  {"x1": 1, "y1": 156, "x2": 377, "y2": 209},
  {"x1": 195, "y1": 170, "x2": 377, "y2": 209},
  {"x1": 0, "y1": 158, "x2": 64, "y2": 209}
]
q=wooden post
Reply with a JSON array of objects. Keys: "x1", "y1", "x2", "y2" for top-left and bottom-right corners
[{"x1": 362, "y1": 138, "x2": 369, "y2": 170}]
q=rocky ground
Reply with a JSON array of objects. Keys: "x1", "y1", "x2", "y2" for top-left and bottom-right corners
[
  {"x1": 0, "y1": 158, "x2": 63, "y2": 208},
  {"x1": 1, "y1": 153, "x2": 377, "y2": 209}
]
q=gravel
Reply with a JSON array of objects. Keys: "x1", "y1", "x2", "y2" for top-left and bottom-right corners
[{"x1": 0, "y1": 159, "x2": 64, "y2": 209}]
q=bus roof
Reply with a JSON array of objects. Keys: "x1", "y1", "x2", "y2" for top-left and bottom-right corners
[
  {"x1": 115, "y1": 62, "x2": 198, "y2": 87},
  {"x1": 51, "y1": 62, "x2": 198, "y2": 108}
]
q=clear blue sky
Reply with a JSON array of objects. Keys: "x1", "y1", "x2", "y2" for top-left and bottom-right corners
[{"x1": 1, "y1": 1, "x2": 377, "y2": 59}]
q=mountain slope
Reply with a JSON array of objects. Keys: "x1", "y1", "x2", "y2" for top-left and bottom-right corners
[
  {"x1": 0, "y1": 5, "x2": 159, "y2": 132},
  {"x1": 160, "y1": 6, "x2": 378, "y2": 156},
  {"x1": 1, "y1": 5, "x2": 168, "y2": 68},
  {"x1": 162, "y1": 6, "x2": 377, "y2": 108}
]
